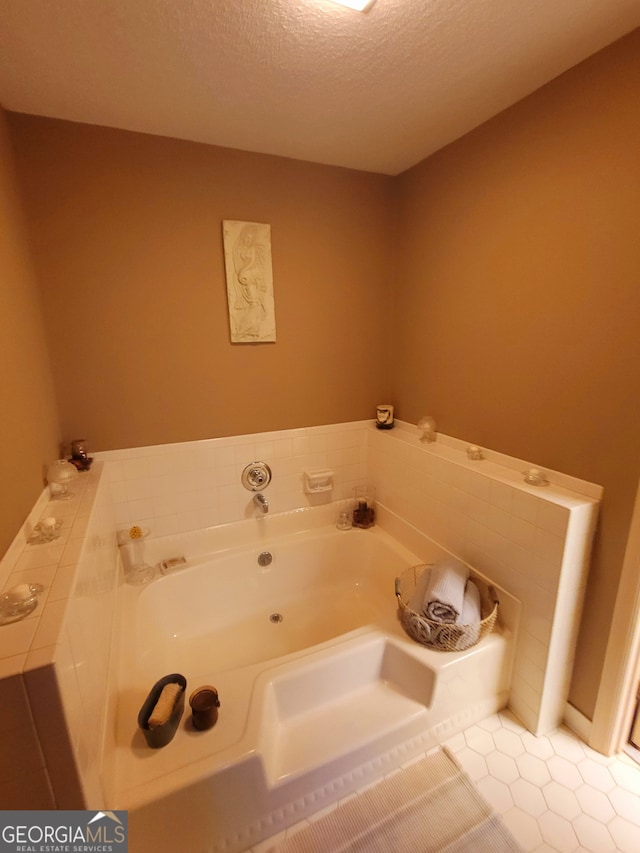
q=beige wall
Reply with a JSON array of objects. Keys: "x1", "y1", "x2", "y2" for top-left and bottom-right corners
[
  {"x1": 7, "y1": 117, "x2": 395, "y2": 451},
  {"x1": 394, "y1": 30, "x2": 640, "y2": 717},
  {"x1": 4, "y1": 29, "x2": 639, "y2": 717},
  {"x1": 0, "y1": 107, "x2": 59, "y2": 557}
]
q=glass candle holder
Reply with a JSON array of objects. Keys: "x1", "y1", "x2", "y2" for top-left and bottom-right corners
[
  {"x1": 123, "y1": 527, "x2": 155, "y2": 585},
  {"x1": 47, "y1": 459, "x2": 78, "y2": 500},
  {"x1": 352, "y1": 485, "x2": 376, "y2": 529}
]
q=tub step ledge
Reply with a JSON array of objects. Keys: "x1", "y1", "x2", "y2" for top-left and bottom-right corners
[
  {"x1": 267, "y1": 680, "x2": 429, "y2": 786},
  {"x1": 257, "y1": 634, "x2": 437, "y2": 787}
]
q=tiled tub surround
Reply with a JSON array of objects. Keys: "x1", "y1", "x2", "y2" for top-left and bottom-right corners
[
  {"x1": 368, "y1": 423, "x2": 601, "y2": 736},
  {"x1": 0, "y1": 419, "x2": 600, "y2": 822},
  {"x1": 97, "y1": 419, "x2": 600, "y2": 737},
  {"x1": 0, "y1": 462, "x2": 118, "y2": 808},
  {"x1": 93, "y1": 420, "x2": 369, "y2": 537}
]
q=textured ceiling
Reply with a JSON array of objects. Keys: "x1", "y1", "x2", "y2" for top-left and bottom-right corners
[{"x1": 0, "y1": 0, "x2": 638, "y2": 174}]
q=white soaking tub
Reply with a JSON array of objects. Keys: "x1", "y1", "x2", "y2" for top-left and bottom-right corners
[{"x1": 111, "y1": 508, "x2": 518, "y2": 853}]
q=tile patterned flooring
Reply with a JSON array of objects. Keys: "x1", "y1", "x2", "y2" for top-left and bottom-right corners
[{"x1": 249, "y1": 711, "x2": 640, "y2": 852}]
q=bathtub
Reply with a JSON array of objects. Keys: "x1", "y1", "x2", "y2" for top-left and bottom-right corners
[{"x1": 111, "y1": 508, "x2": 517, "y2": 853}]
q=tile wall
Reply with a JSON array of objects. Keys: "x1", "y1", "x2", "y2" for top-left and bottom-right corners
[
  {"x1": 96, "y1": 418, "x2": 600, "y2": 736},
  {"x1": 51, "y1": 469, "x2": 119, "y2": 806},
  {"x1": 0, "y1": 462, "x2": 118, "y2": 808},
  {"x1": 367, "y1": 423, "x2": 601, "y2": 735},
  {"x1": 94, "y1": 421, "x2": 368, "y2": 538}
]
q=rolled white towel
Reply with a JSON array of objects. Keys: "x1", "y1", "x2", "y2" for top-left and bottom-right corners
[
  {"x1": 407, "y1": 567, "x2": 432, "y2": 613},
  {"x1": 458, "y1": 578, "x2": 481, "y2": 625},
  {"x1": 422, "y1": 559, "x2": 468, "y2": 623},
  {"x1": 453, "y1": 579, "x2": 482, "y2": 650}
]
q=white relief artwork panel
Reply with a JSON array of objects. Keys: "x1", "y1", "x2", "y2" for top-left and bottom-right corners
[{"x1": 222, "y1": 220, "x2": 276, "y2": 342}]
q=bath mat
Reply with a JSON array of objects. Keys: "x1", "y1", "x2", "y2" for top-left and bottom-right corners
[{"x1": 272, "y1": 747, "x2": 522, "y2": 852}]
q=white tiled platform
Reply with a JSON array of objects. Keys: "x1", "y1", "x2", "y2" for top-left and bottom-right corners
[{"x1": 249, "y1": 712, "x2": 640, "y2": 853}]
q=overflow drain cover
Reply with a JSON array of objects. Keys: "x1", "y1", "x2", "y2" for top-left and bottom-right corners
[{"x1": 270, "y1": 613, "x2": 283, "y2": 623}]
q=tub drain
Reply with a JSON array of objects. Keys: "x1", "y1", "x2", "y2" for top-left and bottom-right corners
[{"x1": 270, "y1": 613, "x2": 283, "y2": 624}]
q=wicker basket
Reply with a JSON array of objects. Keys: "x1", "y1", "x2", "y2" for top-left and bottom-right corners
[{"x1": 395, "y1": 564, "x2": 499, "y2": 652}]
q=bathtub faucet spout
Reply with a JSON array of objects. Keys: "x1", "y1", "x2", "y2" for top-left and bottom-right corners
[{"x1": 254, "y1": 493, "x2": 269, "y2": 513}]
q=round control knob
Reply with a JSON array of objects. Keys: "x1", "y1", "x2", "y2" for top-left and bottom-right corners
[{"x1": 241, "y1": 461, "x2": 272, "y2": 491}]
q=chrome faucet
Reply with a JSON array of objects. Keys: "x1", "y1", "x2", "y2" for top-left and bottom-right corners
[{"x1": 253, "y1": 493, "x2": 269, "y2": 513}]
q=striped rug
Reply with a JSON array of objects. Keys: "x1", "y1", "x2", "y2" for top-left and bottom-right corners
[{"x1": 273, "y1": 748, "x2": 522, "y2": 852}]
